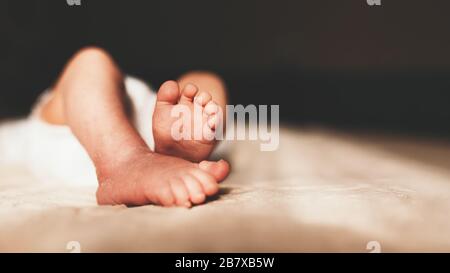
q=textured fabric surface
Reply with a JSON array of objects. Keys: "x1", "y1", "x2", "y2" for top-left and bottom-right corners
[{"x1": 0, "y1": 127, "x2": 450, "y2": 252}]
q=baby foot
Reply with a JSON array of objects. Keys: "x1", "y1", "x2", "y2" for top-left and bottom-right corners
[
  {"x1": 96, "y1": 151, "x2": 230, "y2": 207},
  {"x1": 153, "y1": 81, "x2": 222, "y2": 162}
]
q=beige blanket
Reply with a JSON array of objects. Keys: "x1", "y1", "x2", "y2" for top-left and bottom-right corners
[{"x1": 1, "y1": 127, "x2": 450, "y2": 252}]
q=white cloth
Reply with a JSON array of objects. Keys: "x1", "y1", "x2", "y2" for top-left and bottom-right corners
[{"x1": 0, "y1": 76, "x2": 157, "y2": 186}]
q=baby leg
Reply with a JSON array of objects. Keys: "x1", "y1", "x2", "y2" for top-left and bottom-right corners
[{"x1": 40, "y1": 47, "x2": 229, "y2": 206}]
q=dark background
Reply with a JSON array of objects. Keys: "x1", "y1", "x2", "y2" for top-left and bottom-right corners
[{"x1": 1, "y1": 0, "x2": 449, "y2": 137}]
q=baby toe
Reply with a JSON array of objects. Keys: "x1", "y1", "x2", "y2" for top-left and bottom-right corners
[
  {"x1": 207, "y1": 114, "x2": 218, "y2": 130},
  {"x1": 205, "y1": 101, "x2": 219, "y2": 115},
  {"x1": 202, "y1": 125, "x2": 216, "y2": 141},
  {"x1": 183, "y1": 175, "x2": 206, "y2": 204},
  {"x1": 180, "y1": 83, "x2": 199, "y2": 103},
  {"x1": 191, "y1": 169, "x2": 219, "y2": 196},
  {"x1": 194, "y1": 91, "x2": 212, "y2": 107},
  {"x1": 170, "y1": 179, "x2": 191, "y2": 208},
  {"x1": 155, "y1": 184, "x2": 176, "y2": 207},
  {"x1": 156, "y1": 80, "x2": 180, "y2": 105},
  {"x1": 199, "y1": 159, "x2": 230, "y2": 182}
]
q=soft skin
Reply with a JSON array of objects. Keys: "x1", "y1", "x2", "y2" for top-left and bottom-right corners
[{"x1": 40, "y1": 47, "x2": 230, "y2": 207}]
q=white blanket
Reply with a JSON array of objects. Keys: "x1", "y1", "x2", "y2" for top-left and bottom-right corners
[
  {"x1": 0, "y1": 76, "x2": 156, "y2": 186},
  {"x1": 0, "y1": 127, "x2": 450, "y2": 252}
]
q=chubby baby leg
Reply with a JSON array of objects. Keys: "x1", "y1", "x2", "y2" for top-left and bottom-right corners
[{"x1": 40, "y1": 47, "x2": 230, "y2": 207}]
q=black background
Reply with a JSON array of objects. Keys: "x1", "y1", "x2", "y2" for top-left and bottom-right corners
[
  {"x1": 1, "y1": 0, "x2": 449, "y2": 137},
  {"x1": 0, "y1": 253, "x2": 442, "y2": 272}
]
